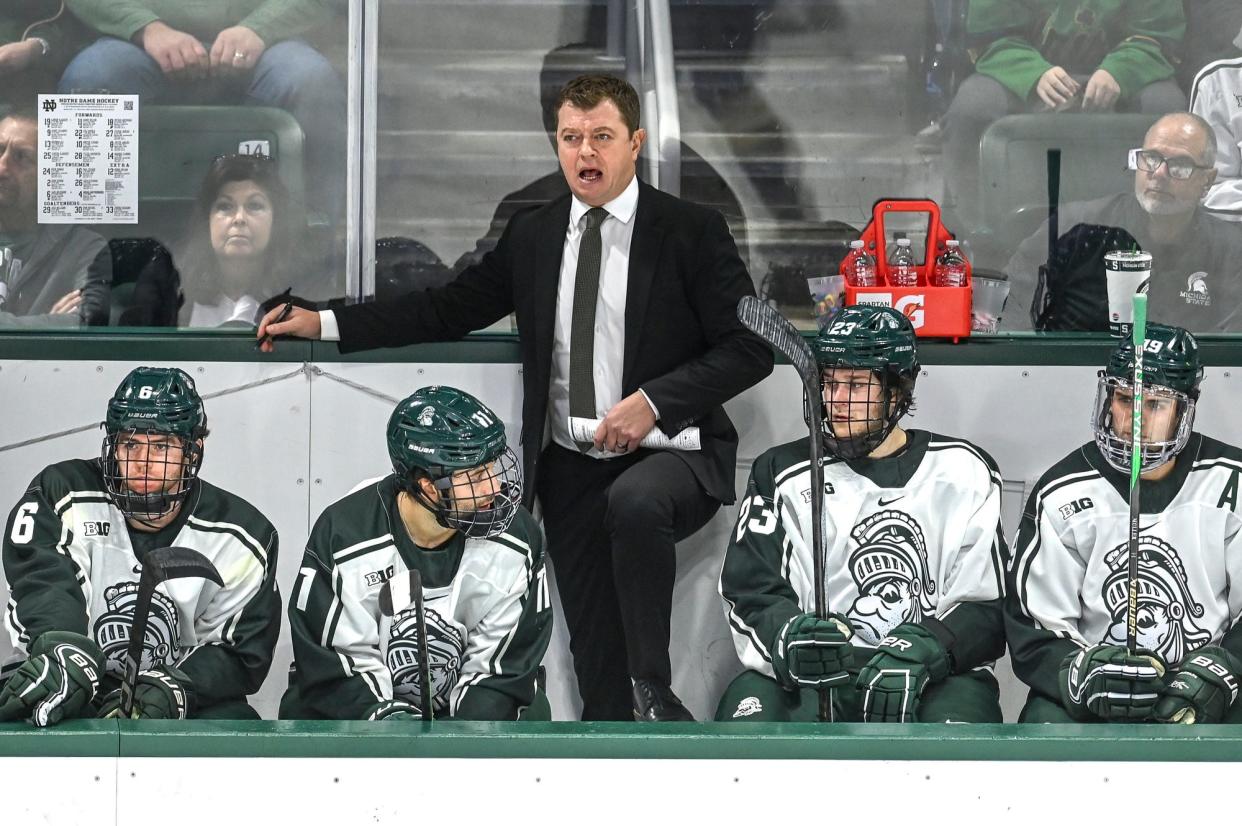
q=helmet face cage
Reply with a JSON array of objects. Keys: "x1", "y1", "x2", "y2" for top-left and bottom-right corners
[
  {"x1": 1092, "y1": 374, "x2": 1195, "y2": 474},
  {"x1": 101, "y1": 429, "x2": 203, "y2": 523},
  {"x1": 407, "y1": 446, "x2": 523, "y2": 539},
  {"x1": 816, "y1": 366, "x2": 911, "y2": 460}
]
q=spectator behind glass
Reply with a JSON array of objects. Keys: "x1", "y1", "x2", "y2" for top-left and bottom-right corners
[
  {"x1": 1190, "y1": 56, "x2": 1242, "y2": 221},
  {"x1": 943, "y1": 0, "x2": 1188, "y2": 225},
  {"x1": 0, "y1": 108, "x2": 110, "y2": 327},
  {"x1": 58, "y1": 0, "x2": 345, "y2": 227},
  {"x1": 0, "y1": 1, "x2": 82, "y2": 104},
  {"x1": 1003, "y1": 112, "x2": 1242, "y2": 333},
  {"x1": 177, "y1": 153, "x2": 299, "y2": 327}
]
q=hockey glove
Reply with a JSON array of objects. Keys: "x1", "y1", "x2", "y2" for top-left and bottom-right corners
[
  {"x1": 98, "y1": 665, "x2": 196, "y2": 720},
  {"x1": 1059, "y1": 644, "x2": 1165, "y2": 722},
  {"x1": 364, "y1": 700, "x2": 421, "y2": 721},
  {"x1": 772, "y1": 612, "x2": 853, "y2": 690},
  {"x1": 1154, "y1": 646, "x2": 1241, "y2": 725},
  {"x1": 0, "y1": 631, "x2": 103, "y2": 726},
  {"x1": 855, "y1": 623, "x2": 951, "y2": 723}
]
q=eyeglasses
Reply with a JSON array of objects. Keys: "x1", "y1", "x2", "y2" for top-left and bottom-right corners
[{"x1": 1127, "y1": 148, "x2": 1213, "y2": 180}]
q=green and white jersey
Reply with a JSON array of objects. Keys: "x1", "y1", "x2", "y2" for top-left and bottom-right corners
[
  {"x1": 1007, "y1": 434, "x2": 1242, "y2": 701},
  {"x1": 2, "y1": 459, "x2": 279, "y2": 707},
  {"x1": 282, "y1": 474, "x2": 551, "y2": 721},
  {"x1": 721, "y1": 430, "x2": 1007, "y2": 680}
]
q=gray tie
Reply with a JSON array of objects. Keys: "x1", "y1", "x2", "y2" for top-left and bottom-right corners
[{"x1": 569, "y1": 207, "x2": 609, "y2": 434}]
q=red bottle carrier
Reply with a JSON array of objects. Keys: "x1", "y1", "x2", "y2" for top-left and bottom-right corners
[{"x1": 840, "y1": 199, "x2": 972, "y2": 341}]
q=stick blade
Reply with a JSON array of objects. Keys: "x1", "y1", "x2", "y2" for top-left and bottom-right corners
[
  {"x1": 141, "y1": 546, "x2": 223, "y2": 587},
  {"x1": 736, "y1": 296, "x2": 816, "y2": 383}
]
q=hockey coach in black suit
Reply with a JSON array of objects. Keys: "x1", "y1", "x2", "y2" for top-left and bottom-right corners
[{"x1": 257, "y1": 73, "x2": 773, "y2": 721}]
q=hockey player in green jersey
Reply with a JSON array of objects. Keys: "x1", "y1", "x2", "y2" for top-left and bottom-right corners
[
  {"x1": 0, "y1": 367, "x2": 280, "y2": 725},
  {"x1": 280, "y1": 386, "x2": 552, "y2": 721},
  {"x1": 1008, "y1": 324, "x2": 1242, "y2": 724},
  {"x1": 717, "y1": 305, "x2": 1007, "y2": 723}
]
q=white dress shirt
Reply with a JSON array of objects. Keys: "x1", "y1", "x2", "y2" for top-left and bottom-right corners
[{"x1": 318, "y1": 175, "x2": 656, "y2": 456}]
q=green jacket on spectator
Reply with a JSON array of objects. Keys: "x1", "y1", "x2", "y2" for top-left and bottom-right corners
[
  {"x1": 967, "y1": 0, "x2": 1184, "y2": 103},
  {"x1": 65, "y1": 0, "x2": 333, "y2": 47}
]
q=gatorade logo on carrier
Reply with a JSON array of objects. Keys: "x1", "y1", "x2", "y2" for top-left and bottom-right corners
[{"x1": 894, "y1": 294, "x2": 925, "y2": 329}]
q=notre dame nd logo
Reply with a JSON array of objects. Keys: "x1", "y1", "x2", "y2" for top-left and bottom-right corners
[
  {"x1": 1102, "y1": 537, "x2": 1211, "y2": 663},
  {"x1": 846, "y1": 510, "x2": 936, "y2": 645},
  {"x1": 93, "y1": 582, "x2": 181, "y2": 680},
  {"x1": 386, "y1": 603, "x2": 466, "y2": 715}
]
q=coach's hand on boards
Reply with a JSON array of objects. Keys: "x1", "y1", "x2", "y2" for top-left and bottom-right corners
[
  {"x1": 0, "y1": 632, "x2": 103, "y2": 726},
  {"x1": 593, "y1": 391, "x2": 656, "y2": 454},
  {"x1": 98, "y1": 665, "x2": 196, "y2": 720},
  {"x1": 856, "y1": 623, "x2": 950, "y2": 723},
  {"x1": 256, "y1": 302, "x2": 322, "y2": 352},
  {"x1": 773, "y1": 612, "x2": 854, "y2": 690},
  {"x1": 1154, "y1": 646, "x2": 1241, "y2": 725},
  {"x1": 1059, "y1": 644, "x2": 1165, "y2": 721}
]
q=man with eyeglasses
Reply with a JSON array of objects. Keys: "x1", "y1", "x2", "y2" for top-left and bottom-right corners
[
  {"x1": 1004, "y1": 112, "x2": 1242, "y2": 332},
  {"x1": 0, "y1": 107, "x2": 111, "y2": 328}
]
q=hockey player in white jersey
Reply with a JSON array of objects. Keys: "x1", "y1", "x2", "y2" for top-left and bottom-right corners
[
  {"x1": 718, "y1": 305, "x2": 1007, "y2": 722},
  {"x1": 280, "y1": 386, "x2": 552, "y2": 721},
  {"x1": 0, "y1": 367, "x2": 279, "y2": 724},
  {"x1": 1008, "y1": 324, "x2": 1242, "y2": 724}
]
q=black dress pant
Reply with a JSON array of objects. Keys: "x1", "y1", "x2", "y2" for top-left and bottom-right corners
[{"x1": 537, "y1": 443, "x2": 720, "y2": 721}]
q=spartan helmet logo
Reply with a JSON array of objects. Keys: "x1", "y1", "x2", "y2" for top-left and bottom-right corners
[
  {"x1": 387, "y1": 605, "x2": 466, "y2": 714},
  {"x1": 417, "y1": 406, "x2": 436, "y2": 427},
  {"x1": 1102, "y1": 537, "x2": 1211, "y2": 663},
  {"x1": 93, "y1": 582, "x2": 181, "y2": 680},
  {"x1": 846, "y1": 510, "x2": 937, "y2": 645}
]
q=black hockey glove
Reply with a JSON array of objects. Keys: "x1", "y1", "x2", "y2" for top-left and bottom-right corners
[
  {"x1": 0, "y1": 631, "x2": 103, "y2": 726},
  {"x1": 772, "y1": 612, "x2": 853, "y2": 690},
  {"x1": 1059, "y1": 644, "x2": 1165, "y2": 722},
  {"x1": 364, "y1": 700, "x2": 421, "y2": 721},
  {"x1": 856, "y1": 623, "x2": 951, "y2": 723},
  {"x1": 1154, "y1": 646, "x2": 1241, "y2": 725},
  {"x1": 98, "y1": 665, "x2": 196, "y2": 720}
]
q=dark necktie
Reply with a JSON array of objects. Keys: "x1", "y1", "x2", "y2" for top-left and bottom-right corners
[{"x1": 569, "y1": 207, "x2": 609, "y2": 433}]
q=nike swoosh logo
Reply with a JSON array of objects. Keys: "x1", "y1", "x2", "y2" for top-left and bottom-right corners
[
  {"x1": 878, "y1": 496, "x2": 904, "y2": 506},
  {"x1": 1140, "y1": 521, "x2": 1161, "y2": 533}
]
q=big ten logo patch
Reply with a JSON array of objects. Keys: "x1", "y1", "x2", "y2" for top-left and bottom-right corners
[
  {"x1": 365, "y1": 564, "x2": 395, "y2": 587},
  {"x1": 83, "y1": 521, "x2": 111, "y2": 536},
  {"x1": 1057, "y1": 498, "x2": 1093, "y2": 520}
]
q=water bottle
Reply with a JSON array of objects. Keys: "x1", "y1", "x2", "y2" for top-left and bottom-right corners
[
  {"x1": 932, "y1": 239, "x2": 968, "y2": 287},
  {"x1": 889, "y1": 238, "x2": 917, "y2": 287},
  {"x1": 847, "y1": 240, "x2": 877, "y2": 287}
]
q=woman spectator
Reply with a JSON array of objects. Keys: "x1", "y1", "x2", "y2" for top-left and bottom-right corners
[{"x1": 178, "y1": 153, "x2": 299, "y2": 326}]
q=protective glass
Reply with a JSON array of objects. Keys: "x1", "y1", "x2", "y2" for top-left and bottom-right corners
[
  {"x1": 100, "y1": 429, "x2": 203, "y2": 523},
  {"x1": 430, "y1": 446, "x2": 523, "y2": 538},
  {"x1": 1128, "y1": 148, "x2": 1213, "y2": 181},
  {"x1": 1092, "y1": 374, "x2": 1195, "y2": 474}
]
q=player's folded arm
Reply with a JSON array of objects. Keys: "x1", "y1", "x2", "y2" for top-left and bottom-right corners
[
  {"x1": 285, "y1": 547, "x2": 386, "y2": 719},
  {"x1": 3, "y1": 479, "x2": 92, "y2": 646},
  {"x1": 179, "y1": 532, "x2": 282, "y2": 705},
  {"x1": 452, "y1": 554, "x2": 553, "y2": 721},
  {"x1": 931, "y1": 600, "x2": 1006, "y2": 674}
]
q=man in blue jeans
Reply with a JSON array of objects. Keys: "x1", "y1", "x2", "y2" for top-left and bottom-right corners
[{"x1": 59, "y1": 1, "x2": 345, "y2": 225}]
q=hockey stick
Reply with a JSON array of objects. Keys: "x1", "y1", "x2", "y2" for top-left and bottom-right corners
[
  {"x1": 120, "y1": 546, "x2": 223, "y2": 718},
  {"x1": 1125, "y1": 292, "x2": 1148, "y2": 654},
  {"x1": 378, "y1": 568, "x2": 433, "y2": 721},
  {"x1": 736, "y1": 295, "x2": 833, "y2": 722}
]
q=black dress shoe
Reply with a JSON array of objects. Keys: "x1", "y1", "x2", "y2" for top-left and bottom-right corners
[{"x1": 632, "y1": 680, "x2": 695, "y2": 722}]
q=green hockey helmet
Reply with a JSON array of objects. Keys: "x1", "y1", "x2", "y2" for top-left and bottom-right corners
[
  {"x1": 1094, "y1": 324, "x2": 1202, "y2": 474},
  {"x1": 387, "y1": 386, "x2": 521, "y2": 538},
  {"x1": 100, "y1": 367, "x2": 208, "y2": 523},
  {"x1": 812, "y1": 306, "x2": 920, "y2": 459}
]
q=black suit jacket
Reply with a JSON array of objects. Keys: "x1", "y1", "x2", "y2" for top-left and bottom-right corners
[{"x1": 335, "y1": 180, "x2": 774, "y2": 506}]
